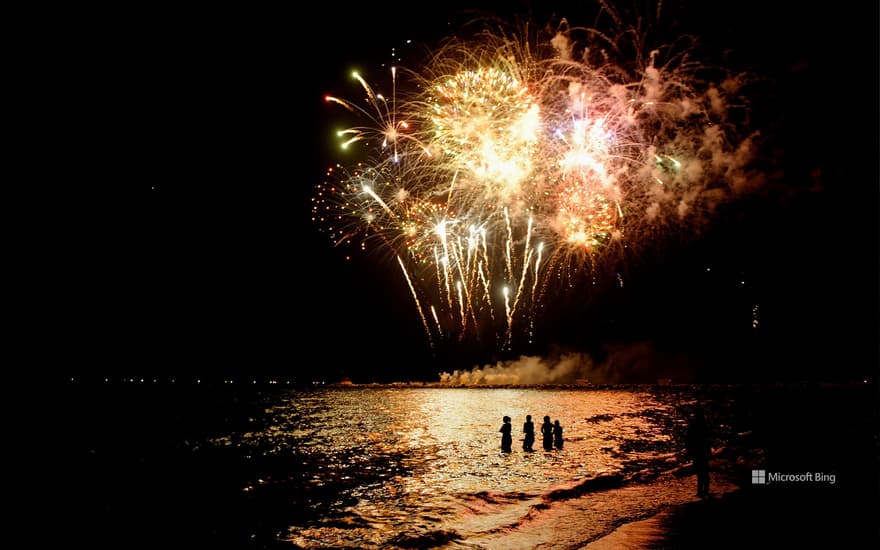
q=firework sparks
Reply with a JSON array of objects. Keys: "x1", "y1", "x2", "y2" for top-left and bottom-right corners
[{"x1": 312, "y1": 8, "x2": 761, "y2": 353}]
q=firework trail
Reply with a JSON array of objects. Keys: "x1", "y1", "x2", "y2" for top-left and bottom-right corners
[{"x1": 312, "y1": 5, "x2": 762, "y2": 353}]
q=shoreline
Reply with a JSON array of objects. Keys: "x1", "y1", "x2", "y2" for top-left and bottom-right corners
[
  {"x1": 585, "y1": 479, "x2": 879, "y2": 549},
  {"x1": 582, "y1": 487, "x2": 746, "y2": 550}
]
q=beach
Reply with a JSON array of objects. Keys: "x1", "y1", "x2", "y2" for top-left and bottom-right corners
[
  {"x1": 586, "y1": 384, "x2": 880, "y2": 549},
  {"x1": 587, "y1": 478, "x2": 879, "y2": 549},
  {"x1": 48, "y1": 380, "x2": 878, "y2": 549}
]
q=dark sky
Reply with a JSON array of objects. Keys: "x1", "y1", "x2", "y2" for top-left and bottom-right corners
[{"x1": 136, "y1": 1, "x2": 877, "y2": 383}]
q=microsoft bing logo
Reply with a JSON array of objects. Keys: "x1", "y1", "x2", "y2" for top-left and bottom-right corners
[{"x1": 749, "y1": 469, "x2": 836, "y2": 485}]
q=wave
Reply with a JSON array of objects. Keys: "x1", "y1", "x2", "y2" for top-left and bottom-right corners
[
  {"x1": 544, "y1": 473, "x2": 625, "y2": 502},
  {"x1": 464, "y1": 490, "x2": 534, "y2": 505},
  {"x1": 388, "y1": 529, "x2": 462, "y2": 548}
]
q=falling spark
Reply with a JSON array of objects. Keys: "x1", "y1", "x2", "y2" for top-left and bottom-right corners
[{"x1": 398, "y1": 255, "x2": 433, "y2": 348}]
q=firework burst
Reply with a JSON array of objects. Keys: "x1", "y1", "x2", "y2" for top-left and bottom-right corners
[{"x1": 312, "y1": 6, "x2": 761, "y2": 353}]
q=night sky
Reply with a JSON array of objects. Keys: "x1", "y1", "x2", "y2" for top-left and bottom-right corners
[{"x1": 137, "y1": 1, "x2": 877, "y2": 383}]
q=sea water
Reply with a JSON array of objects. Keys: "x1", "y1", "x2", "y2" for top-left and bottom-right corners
[
  {"x1": 58, "y1": 382, "x2": 874, "y2": 549},
  {"x1": 207, "y1": 386, "x2": 744, "y2": 548}
]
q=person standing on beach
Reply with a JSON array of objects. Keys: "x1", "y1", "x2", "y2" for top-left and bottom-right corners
[
  {"x1": 522, "y1": 415, "x2": 535, "y2": 451},
  {"x1": 499, "y1": 415, "x2": 513, "y2": 453},
  {"x1": 541, "y1": 416, "x2": 554, "y2": 450},
  {"x1": 686, "y1": 407, "x2": 711, "y2": 497},
  {"x1": 553, "y1": 419, "x2": 564, "y2": 449}
]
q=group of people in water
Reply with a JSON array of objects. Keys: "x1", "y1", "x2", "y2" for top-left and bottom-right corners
[
  {"x1": 499, "y1": 407, "x2": 713, "y2": 497},
  {"x1": 499, "y1": 414, "x2": 563, "y2": 452}
]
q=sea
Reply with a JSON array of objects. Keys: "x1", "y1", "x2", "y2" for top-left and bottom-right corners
[{"x1": 52, "y1": 381, "x2": 877, "y2": 549}]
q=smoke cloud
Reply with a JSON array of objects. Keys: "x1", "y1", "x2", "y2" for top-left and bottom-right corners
[{"x1": 438, "y1": 342, "x2": 698, "y2": 385}]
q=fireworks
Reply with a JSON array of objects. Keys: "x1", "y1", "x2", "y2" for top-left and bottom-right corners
[{"x1": 312, "y1": 7, "x2": 761, "y2": 353}]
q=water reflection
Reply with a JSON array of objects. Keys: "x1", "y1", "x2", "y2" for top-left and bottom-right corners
[{"x1": 218, "y1": 387, "x2": 686, "y2": 546}]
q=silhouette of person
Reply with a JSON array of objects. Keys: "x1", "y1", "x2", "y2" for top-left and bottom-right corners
[
  {"x1": 522, "y1": 415, "x2": 535, "y2": 451},
  {"x1": 541, "y1": 416, "x2": 554, "y2": 450},
  {"x1": 686, "y1": 407, "x2": 711, "y2": 497},
  {"x1": 553, "y1": 419, "x2": 564, "y2": 449},
  {"x1": 499, "y1": 415, "x2": 513, "y2": 453}
]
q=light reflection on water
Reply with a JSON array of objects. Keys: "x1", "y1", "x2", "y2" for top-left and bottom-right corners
[{"x1": 218, "y1": 387, "x2": 701, "y2": 547}]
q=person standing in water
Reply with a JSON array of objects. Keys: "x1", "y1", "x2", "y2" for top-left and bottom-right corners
[
  {"x1": 686, "y1": 407, "x2": 711, "y2": 497},
  {"x1": 499, "y1": 416, "x2": 513, "y2": 453},
  {"x1": 541, "y1": 416, "x2": 554, "y2": 450},
  {"x1": 553, "y1": 419, "x2": 564, "y2": 449},
  {"x1": 522, "y1": 415, "x2": 535, "y2": 451}
]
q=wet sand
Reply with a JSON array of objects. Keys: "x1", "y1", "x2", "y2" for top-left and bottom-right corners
[{"x1": 587, "y1": 468, "x2": 879, "y2": 549}]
